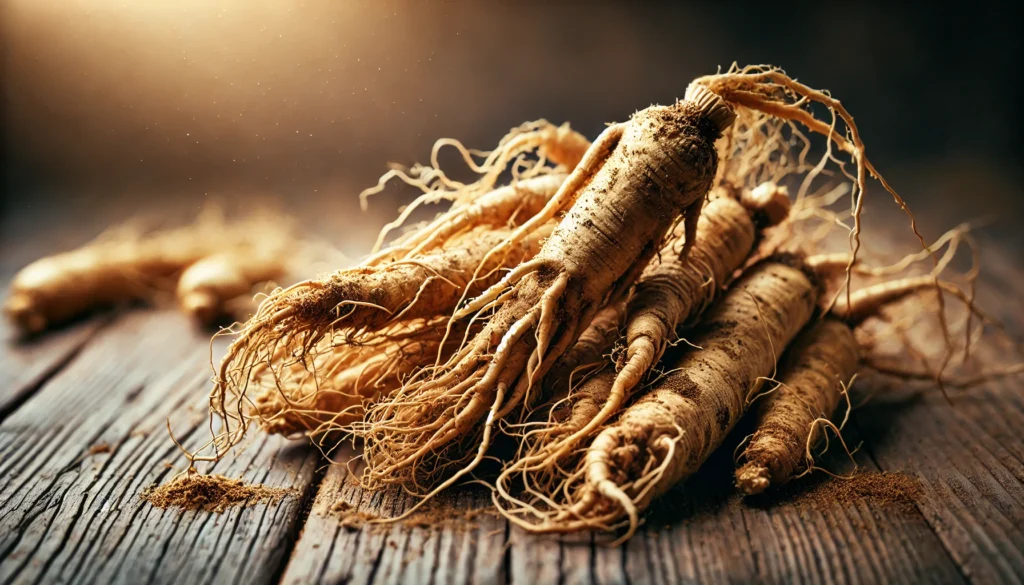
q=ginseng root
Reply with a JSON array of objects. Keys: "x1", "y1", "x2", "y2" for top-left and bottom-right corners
[
  {"x1": 693, "y1": 65, "x2": 933, "y2": 310},
  {"x1": 249, "y1": 319, "x2": 463, "y2": 439},
  {"x1": 540, "y1": 302, "x2": 626, "y2": 405},
  {"x1": 177, "y1": 251, "x2": 289, "y2": 325},
  {"x1": 360, "y1": 120, "x2": 589, "y2": 254},
  {"x1": 496, "y1": 192, "x2": 777, "y2": 505},
  {"x1": 209, "y1": 222, "x2": 551, "y2": 455},
  {"x1": 736, "y1": 258, "x2": 1007, "y2": 496},
  {"x1": 4, "y1": 210, "x2": 286, "y2": 335},
  {"x1": 363, "y1": 173, "x2": 567, "y2": 266},
  {"x1": 360, "y1": 85, "x2": 737, "y2": 504},
  {"x1": 506, "y1": 259, "x2": 817, "y2": 540},
  {"x1": 734, "y1": 318, "x2": 859, "y2": 495}
]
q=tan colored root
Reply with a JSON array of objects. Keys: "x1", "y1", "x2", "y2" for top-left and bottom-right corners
[
  {"x1": 249, "y1": 318, "x2": 464, "y2": 440},
  {"x1": 363, "y1": 173, "x2": 567, "y2": 266},
  {"x1": 207, "y1": 222, "x2": 551, "y2": 460},
  {"x1": 5, "y1": 208, "x2": 286, "y2": 335},
  {"x1": 498, "y1": 261, "x2": 816, "y2": 539},
  {"x1": 805, "y1": 221, "x2": 975, "y2": 280},
  {"x1": 714, "y1": 101, "x2": 812, "y2": 197},
  {"x1": 735, "y1": 318, "x2": 859, "y2": 495},
  {"x1": 739, "y1": 247, "x2": 1015, "y2": 496},
  {"x1": 359, "y1": 87, "x2": 736, "y2": 511},
  {"x1": 831, "y1": 275, "x2": 949, "y2": 326},
  {"x1": 177, "y1": 251, "x2": 289, "y2": 326},
  {"x1": 741, "y1": 182, "x2": 793, "y2": 227},
  {"x1": 539, "y1": 302, "x2": 626, "y2": 407},
  {"x1": 495, "y1": 195, "x2": 761, "y2": 502}
]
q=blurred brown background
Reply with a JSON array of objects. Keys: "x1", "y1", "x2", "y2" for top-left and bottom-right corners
[{"x1": 3, "y1": 0, "x2": 1022, "y2": 255}]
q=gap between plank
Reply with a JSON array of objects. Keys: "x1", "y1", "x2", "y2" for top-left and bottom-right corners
[{"x1": 266, "y1": 458, "x2": 331, "y2": 585}]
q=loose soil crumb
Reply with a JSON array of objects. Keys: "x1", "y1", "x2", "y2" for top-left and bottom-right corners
[
  {"x1": 330, "y1": 500, "x2": 381, "y2": 530},
  {"x1": 88, "y1": 443, "x2": 111, "y2": 455},
  {"x1": 142, "y1": 473, "x2": 293, "y2": 513}
]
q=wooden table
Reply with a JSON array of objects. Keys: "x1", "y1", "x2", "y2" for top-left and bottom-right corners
[{"x1": 1, "y1": 202, "x2": 1021, "y2": 585}]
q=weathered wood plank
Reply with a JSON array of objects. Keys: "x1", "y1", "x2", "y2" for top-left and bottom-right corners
[
  {"x1": 850, "y1": 236, "x2": 1024, "y2": 585},
  {"x1": 0, "y1": 310, "x2": 321, "y2": 585},
  {"x1": 0, "y1": 215, "x2": 114, "y2": 420},
  {"x1": 854, "y1": 367, "x2": 1024, "y2": 584},
  {"x1": 740, "y1": 423, "x2": 967, "y2": 585},
  {"x1": 0, "y1": 202, "x2": 1020, "y2": 584},
  {"x1": 278, "y1": 416, "x2": 966, "y2": 585},
  {"x1": 280, "y1": 458, "x2": 507, "y2": 585}
]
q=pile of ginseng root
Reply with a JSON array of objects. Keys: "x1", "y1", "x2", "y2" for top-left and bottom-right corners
[{"x1": 14, "y1": 65, "x2": 1016, "y2": 540}]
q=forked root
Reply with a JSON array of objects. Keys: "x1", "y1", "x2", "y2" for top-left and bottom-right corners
[
  {"x1": 359, "y1": 85, "x2": 736, "y2": 514},
  {"x1": 495, "y1": 260, "x2": 817, "y2": 540},
  {"x1": 494, "y1": 195, "x2": 764, "y2": 505}
]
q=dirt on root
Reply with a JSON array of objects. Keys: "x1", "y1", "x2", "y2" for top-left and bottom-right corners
[{"x1": 142, "y1": 473, "x2": 293, "y2": 513}]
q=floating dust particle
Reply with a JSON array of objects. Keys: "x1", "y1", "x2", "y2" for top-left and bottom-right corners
[
  {"x1": 142, "y1": 473, "x2": 293, "y2": 513},
  {"x1": 88, "y1": 442, "x2": 111, "y2": 455}
]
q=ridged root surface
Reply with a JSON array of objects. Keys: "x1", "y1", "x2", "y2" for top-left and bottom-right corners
[
  {"x1": 359, "y1": 86, "x2": 735, "y2": 506},
  {"x1": 500, "y1": 260, "x2": 817, "y2": 540},
  {"x1": 735, "y1": 318, "x2": 860, "y2": 495}
]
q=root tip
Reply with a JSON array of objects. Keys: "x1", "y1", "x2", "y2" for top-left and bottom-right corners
[
  {"x1": 4, "y1": 294, "x2": 46, "y2": 334},
  {"x1": 742, "y1": 182, "x2": 792, "y2": 226},
  {"x1": 736, "y1": 463, "x2": 771, "y2": 496},
  {"x1": 181, "y1": 291, "x2": 221, "y2": 324}
]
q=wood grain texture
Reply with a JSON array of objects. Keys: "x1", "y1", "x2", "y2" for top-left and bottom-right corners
[
  {"x1": 0, "y1": 310, "x2": 321, "y2": 585},
  {"x1": 850, "y1": 243, "x2": 1024, "y2": 585},
  {"x1": 278, "y1": 432, "x2": 969, "y2": 585},
  {"x1": 280, "y1": 456, "x2": 507, "y2": 585}
]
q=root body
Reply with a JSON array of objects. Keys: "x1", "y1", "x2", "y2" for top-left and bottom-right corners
[
  {"x1": 177, "y1": 252, "x2": 287, "y2": 325},
  {"x1": 5, "y1": 213, "x2": 280, "y2": 334},
  {"x1": 540, "y1": 302, "x2": 625, "y2": 406},
  {"x1": 211, "y1": 222, "x2": 550, "y2": 454},
  {"x1": 362, "y1": 85, "x2": 738, "y2": 495},
  {"x1": 495, "y1": 195, "x2": 764, "y2": 503},
  {"x1": 735, "y1": 318, "x2": 859, "y2": 495},
  {"x1": 250, "y1": 323, "x2": 461, "y2": 437},
  {"x1": 516, "y1": 260, "x2": 816, "y2": 537}
]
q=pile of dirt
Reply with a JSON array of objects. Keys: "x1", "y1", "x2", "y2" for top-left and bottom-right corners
[
  {"x1": 142, "y1": 473, "x2": 293, "y2": 513},
  {"x1": 763, "y1": 470, "x2": 924, "y2": 513}
]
